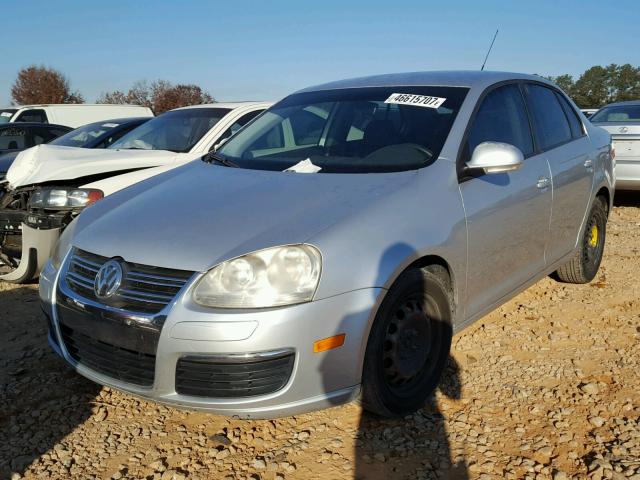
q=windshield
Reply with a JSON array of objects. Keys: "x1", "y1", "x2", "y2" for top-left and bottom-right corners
[
  {"x1": 109, "y1": 108, "x2": 230, "y2": 153},
  {"x1": 216, "y1": 86, "x2": 468, "y2": 173},
  {"x1": 50, "y1": 121, "x2": 118, "y2": 147},
  {"x1": 591, "y1": 105, "x2": 640, "y2": 123},
  {"x1": 0, "y1": 109, "x2": 17, "y2": 124}
]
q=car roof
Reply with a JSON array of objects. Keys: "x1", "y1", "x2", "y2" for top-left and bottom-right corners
[
  {"x1": 173, "y1": 101, "x2": 272, "y2": 111},
  {"x1": 0, "y1": 122, "x2": 70, "y2": 129},
  {"x1": 11, "y1": 104, "x2": 149, "y2": 108},
  {"x1": 297, "y1": 70, "x2": 552, "y2": 93}
]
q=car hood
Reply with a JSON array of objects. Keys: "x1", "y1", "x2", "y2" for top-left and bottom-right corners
[
  {"x1": 6, "y1": 144, "x2": 178, "y2": 189},
  {"x1": 74, "y1": 161, "x2": 416, "y2": 272}
]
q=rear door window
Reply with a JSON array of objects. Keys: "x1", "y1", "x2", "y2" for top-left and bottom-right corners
[
  {"x1": 14, "y1": 109, "x2": 48, "y2": 123},
  {"x1": 467, "y1": 83, "x2": 534, "y2": 158},
  {"x1": 524, "y1": 84, "x2": 572, "y2": 150},
  {"x1": 555, "y1": 93, "x2": 584, "y2": 139}
]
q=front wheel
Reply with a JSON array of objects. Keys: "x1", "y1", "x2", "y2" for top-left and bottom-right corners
[
  {"x1": 362, "y1": 268, "x2": 453, "y2": 417},
  {"x1": 555, "y1": 196, "x2": 607, "y2": 284}
]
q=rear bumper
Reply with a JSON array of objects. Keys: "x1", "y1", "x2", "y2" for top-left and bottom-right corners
[{"x1": 615, "y1": 160, "x2": 640, "y2": 190}]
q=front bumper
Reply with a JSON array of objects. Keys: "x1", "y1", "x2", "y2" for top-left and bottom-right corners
[
  {"x1": 40, "y1": 259, "x2": 381, "y2": 418},
  {"x1": 0, "y1": 221, "x2": 60, "y2": 282}
]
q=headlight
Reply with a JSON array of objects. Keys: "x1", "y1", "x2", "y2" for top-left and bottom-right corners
[
  {"x1": 51, "y1": 217, "x2": 78, "y2": 270},
  {"x1": 193, "y1": 244, "x2": 321, "y2": 308},
  {"x1": 29, "y1": 187, "x2": 103, "y2": 209}
]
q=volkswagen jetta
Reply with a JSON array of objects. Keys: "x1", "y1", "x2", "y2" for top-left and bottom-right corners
[{"x1": 40, "y1": 71, "x2": 614, "y2": 418}]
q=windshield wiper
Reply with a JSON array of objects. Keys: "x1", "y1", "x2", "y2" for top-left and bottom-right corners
[{"x1": 202, "y1": 152, "x2": 240, "y2": 168}]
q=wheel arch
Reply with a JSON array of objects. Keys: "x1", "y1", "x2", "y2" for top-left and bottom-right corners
[
  {"x1": 406, "y1": 255, "x2": 455, "y2": 299},
  {"x1": 366, "y1": 253, "x2": 458, "y2": 347},
  {"x1": 595, "y1": 185, "x2": 611, "y2": 215}
]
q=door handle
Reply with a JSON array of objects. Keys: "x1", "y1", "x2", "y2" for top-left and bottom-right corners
[
  {"x1": 584, "y1": 159, "x2": 593, "y2": 169},
  {"x1": 536, "y1": 176, "x2": 550, "y2": 189}
]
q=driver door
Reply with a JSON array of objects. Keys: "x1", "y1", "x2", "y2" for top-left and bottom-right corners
[{"x1": 460, "y1": 83, "x2": 552, "y2": 320}]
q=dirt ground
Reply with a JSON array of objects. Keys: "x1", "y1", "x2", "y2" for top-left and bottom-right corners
[{"x1": 1, "y1": 194, "x2": 639, "y2": 480}]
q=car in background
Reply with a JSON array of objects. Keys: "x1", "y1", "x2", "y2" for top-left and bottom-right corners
[
  {"x1": 0, "y1": 122, "x2": 71, "y2": 157},
  {"x1": 590, "y1": 100, "x2": 640, "y2": 190},
  {"x1": 581, "y1": 108, "x2": 598, "y2": 118},
  {"x1": 0, "y1": 108, "x2": 18, "y2": 123},
  {"x1": 0, "y1": 117, "x2": 151, "y2": 182},
  {"x1": 9, "y1": 104, "x2": 153, "y2": 127},
  {"x1": 39, "y1": 71, "x2": 613, "y2": 419},
  {"x1": 0, "y1": 102, "x2": 270, "y2": 282}
]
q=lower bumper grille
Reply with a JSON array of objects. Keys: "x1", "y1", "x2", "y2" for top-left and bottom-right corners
[
  {"x1": 60, "y1": 324, "x2": 156, "y2": 387},
  {"x1": 175, "y1": 352, "x2": 295, "y2": 398}
]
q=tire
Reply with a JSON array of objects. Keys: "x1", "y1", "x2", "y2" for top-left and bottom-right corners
[
  {"x1": 362, "y1": 268, "x2": 453, "y2": 418},
  {"x1": 555, "y1": 196, "x2": 607, "y2": 284}
]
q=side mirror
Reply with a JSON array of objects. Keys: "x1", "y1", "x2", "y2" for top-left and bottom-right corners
[{"x1": 466, "y1": 141, "x2": 524, "y2": 174}]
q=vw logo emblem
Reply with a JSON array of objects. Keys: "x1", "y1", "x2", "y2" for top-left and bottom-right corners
[
  {"x1": 94, "y1": 259, "x2": 124, "y2": 299},
  {"x1": 619, "y1": 126, "x2": 628, "y2": 133}
]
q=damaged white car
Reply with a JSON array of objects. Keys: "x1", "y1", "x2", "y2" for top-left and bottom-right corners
[{"x1": 0, "y1": 102, "x2": 270, "y2": 282}]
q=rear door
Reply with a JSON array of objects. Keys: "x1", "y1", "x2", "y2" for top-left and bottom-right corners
[
  {"x1": 460, "y1": 83, "x2": 552, "y2": 319},
  {"x1": 523, "y1": 83, "x2": 594, "y2": 262}
]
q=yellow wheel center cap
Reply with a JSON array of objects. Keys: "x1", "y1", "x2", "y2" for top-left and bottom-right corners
[{"x1": 589, "y1": 225, "x2": 599, "y2": 248}]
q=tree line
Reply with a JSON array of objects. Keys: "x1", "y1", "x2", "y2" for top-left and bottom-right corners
[
  {"x1": 547, "y1": 64, "x2": 640, "y2": 108},
  {"x1": 9, "y1": 65, "x2": 214, "y2": 114},
  {"x1": 7, "y1": 63, "x2": 640, "y2": 113}
]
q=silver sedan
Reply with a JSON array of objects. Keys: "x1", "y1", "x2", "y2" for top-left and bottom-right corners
[
  {"x1": 40, "y1": 71, "x2": 614, "y2": 418},
  {"x1": 590, "y1": 100, "x2": 640, "y2": 190}
]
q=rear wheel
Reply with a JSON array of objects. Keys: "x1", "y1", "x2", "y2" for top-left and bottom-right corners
[
  {"x1": 362, "y1": 268, "x2": 453, "y2": 417},
  {"x1": 555, "y1": 196, "x2": 607, "y2": 284}
]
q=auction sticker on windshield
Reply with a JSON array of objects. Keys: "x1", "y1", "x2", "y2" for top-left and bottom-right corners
[{"x1": 384, "y1": 93, "x2": 446, "y2": 109}]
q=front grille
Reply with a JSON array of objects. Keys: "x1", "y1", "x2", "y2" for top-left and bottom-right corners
[
  {"x1": 65, "y1": 248, "x2": 194, "y2": 314},
  {"x1": 175, "y1": 352, "x2": 295, "y2": 398},
  {"x1": 60, "y1": 323, "x2": 156, "y2": 387}
]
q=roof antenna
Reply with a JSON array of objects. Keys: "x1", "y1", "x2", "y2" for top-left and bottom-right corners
[{"x1": 480, "y1": 29, "x2": 499, "y2": 71}]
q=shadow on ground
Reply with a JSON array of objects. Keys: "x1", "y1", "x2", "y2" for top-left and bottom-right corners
[
  {"x1": 0, "y1": 285, "x2": 99, "y2": 478},
  {"x1": 321, "y1": 242, "x2": 469, "y2": 479},
  {"x1": 613, "y1": 190, "x2": 640, "y2": 207},
  {"x1": 353, "y1": 357, "x2": 469, "y2": 480}
]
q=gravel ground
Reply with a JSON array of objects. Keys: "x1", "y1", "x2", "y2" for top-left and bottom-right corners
[{"x1": 1, "y1": 196, "x2": 639, "y2": 480}]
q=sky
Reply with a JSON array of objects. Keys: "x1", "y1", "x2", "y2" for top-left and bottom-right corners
[{"x1": 1, "y1": 0, "x2": 639, "y2": 105}]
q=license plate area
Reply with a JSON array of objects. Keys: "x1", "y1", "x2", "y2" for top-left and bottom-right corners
[{"x1": 613, "y1": 139, "x2": 640, "y2": 159}]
